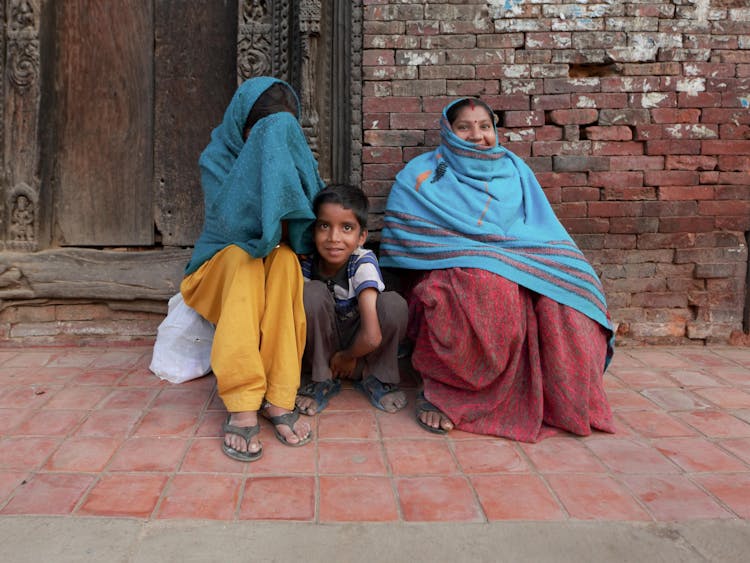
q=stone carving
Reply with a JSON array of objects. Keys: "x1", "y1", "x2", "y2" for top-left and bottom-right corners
[
  {"x1": 7, "y1": 0, "x2": 39, "y2": 93},
  {"x1": 7, "y1": 183, "x2": 36, "y2": 250}
]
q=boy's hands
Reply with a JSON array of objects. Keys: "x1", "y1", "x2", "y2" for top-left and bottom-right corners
[{"x1": 330, "y1": 351, "x2": 357, "y2": 378}]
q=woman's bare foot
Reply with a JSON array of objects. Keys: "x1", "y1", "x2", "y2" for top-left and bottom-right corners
[{"x1": 223, "y1": 410, "x2": 261, "y2": 458}]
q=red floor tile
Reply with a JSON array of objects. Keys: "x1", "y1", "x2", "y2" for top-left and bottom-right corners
[
  {"x1": 718, "y1": 438, "x2": 750, "y2": 465},
  {"x1": 150, "y1": 387, "x2": 210, "y2": 410},
  {"x1": 118, "y1": 370, "x2": 170, "y2": 388},
  {"x1": 239, "y1": 476, "x2": 315, "y2": 520},
  {"x1": 46, "y1": 351, "x2": 99, "y2": 369},
  {"x1": 43, "y1": 437, "x2": 120, "y2": 472},
  {"x1": 195, "y1": 411, "x2": 226, "y2": 437},
  {"x1": 621, "y1": 474, "x2": 732, "y2": 521},
  {"x1": 545, "y1": 474, "x2": 651, "y2": 521},
  {"x1": 653, "y1": 437, "x2": 748, "y2": 473},
  {"x1": 0, "y1": 384, "x2": 62, "y2": 409},
  {"x1": 396, "y1": 476, "x2": 484, "y2": 522},
  {"x1": 317, "y1": 410, "x2": 379, "y2": 440},
  {"x1": 452, "y1": 439, "x2": 528, "y2": 473},
  {"x1": 43, "y1": 386, "x2": 110, "y2": 409},
  {"x1": 378, "y1": 407, "x2": 435, "y2": 439},
  {"x1": 0, "y1": 408, "x2": 31, "y2": 433},
  {"x1": 73, "y1": 409, "x2": 143, "y2": 438},
  {"x1": 384, "y1": 439, "x2": 457, "y2": 475},
  {"x1": 616, "y1": 410, "x2": 697, "y2": 438},
  {"x1": 640, "y1": 388, "x2": 712, "y2": 411},
  {"x1": 668, "y1": 370, "x2": 728, "y2": 388},
  {"x1": 107, "y1": 437, "x2": 189, "y2": 472},
  {"x1": 72, "y1": 369, "x2": 125, "y2": 386},
  {"x1": 157, "y1": 474, "x2": 241, "y2": 520},
  {"x1": 90, "y1": 350, "x2": 144, "y2": 370},
  {"x1": 675, "y1": 410, "x2": 750, "y2": 438},
  {"x1": 606, "y1": 390, "x2": 660, "y2": 411},
  {"x1": 179, "y1": 437, "x2": 248, "y2": 474},
  {"x1": 0, "y1": 437, "x2": 61, "y2": 471},
  {"x1": 520, "y1": 437, "x2": 606, "y2": 473},
  {"x1": 98, "y1": 388, "x2": 158, "y2": 410},
  {"x1": 246, "y1": 437, "x2": 317, "y2": 476},
  {"x1": 2, "y1": 350, "x2": 56, "y2": 368},
  {"x1": 625, "y1": 350, "x2": 691, "y2": 369},
  {"x1": 13, "y1": 409, "x2": 86, "y2": 437},
  {"x1": 586, "y1": 438, "x2": 680, "y2": 474},
  {"x1": 319, "y1": 476, "x2": 398, "y2": 522},
  {"x1": 78, "y1": 473, "x2": 167, "y2": 518},
  {"x1": 611, "y1": 369, "x2": 677, "y2": 390},
  {"x1": 325, "y1": 387, "x2": 370, "y2": 411},
  {"x1": 133, "y1": 408, "x2": 201, "y2": 437},
  {"x1": 1, "y1": 472, "x2": 95, "y2": 515},
  {"x1": 471, "y1": 474, "x2": 565, "y2": 520},
  {"x1": 692, "y1": 387, "x2": 750, "y2": 409},
  {"x1": 318, "y1": 440, "x2": 387, "y2": 475},
  {"x1": 0, "y1": 471, "x2": 29, "y2": 503},
  {"x1": 691, "y1": 473, "x2": 750, "y2": 518}
]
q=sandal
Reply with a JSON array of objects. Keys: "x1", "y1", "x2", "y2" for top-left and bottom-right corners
[
  {"x1": 221, "y1": 415, "x2": 263, "y2": 462},
  {"x1": 261, "y1": 403, "x2": 313, "y2": 447},
  {"x1": 415, "y1": 391, "x2": 451, "y2": 435},
  {"x1": 354, "y1": 374, "x2": 407, "y2": 413},
  {"x1": 296, "y1": 378, "x2": 342, "y2": 415}
]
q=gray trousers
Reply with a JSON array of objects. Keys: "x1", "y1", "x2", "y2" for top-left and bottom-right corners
[{"x1": 302, "y1": 280, "x2": 407, "y2": 384}]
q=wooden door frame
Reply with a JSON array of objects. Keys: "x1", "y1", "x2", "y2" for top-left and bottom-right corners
[{"x1": 0, "y1": 0, "x2": 363, "y2": 308}]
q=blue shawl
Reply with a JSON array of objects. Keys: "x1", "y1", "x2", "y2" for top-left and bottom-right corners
[
  {"x1": 185, "y1": 77, "x2": 324, "y2": 275},
  {"x1": 379, "y1": 98, "x2": 613, "y2": 339}
]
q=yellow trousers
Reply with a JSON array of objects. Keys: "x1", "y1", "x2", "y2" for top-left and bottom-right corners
[{"x1": 180, "y1": 244, "x2": 306, "y2": 412}]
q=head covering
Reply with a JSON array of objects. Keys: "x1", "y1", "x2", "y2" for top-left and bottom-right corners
[
  {"x1": 185, "y1": 77, "x2": 324, "y2": 275},
  {"x1": 379, "y1": 97, "x2": 613, "y2": 340}
]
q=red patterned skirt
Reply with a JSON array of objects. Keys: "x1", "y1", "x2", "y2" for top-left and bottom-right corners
[{"x1": 409, "y1": 268, "x2": 614, "y2": 442}]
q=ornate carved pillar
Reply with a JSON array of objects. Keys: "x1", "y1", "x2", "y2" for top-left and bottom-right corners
[
  {"x1": 296, "y1": 0, "x2": 320, "y2": 158},
  {"x1": 237, "y1": 0, "x2": 290, "y2": 83},
  {"x1": 2, "y1": 0, "x2": 42, "y2": 252}
]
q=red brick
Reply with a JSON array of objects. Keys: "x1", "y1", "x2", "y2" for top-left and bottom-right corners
[
  {"x1": 542, "y1": 186, "x2": 561, "y2": 204},
  {"x1": 650, "y1": 108, "x2": 701, "y2": 123},
  {"x1": 363, "y1": 21, "x2": 405, "y2": 35},
  {"x1": 718, "y1": 155, "x2": 750, "y2": 171},
  {"x1": 362, "y1": 163, "x2": 404, "y2": 181},
  {"x1": 677, "y1": 92, "x2": 722, "y2": 108},
  {"x1": 403, "y1": 147, "x2": 434, "y2": 162},
  {"x1": 405, "y1": 21, "x2": 440, "y2": 36},
  {"x1": 392, "y1": 79, "x2": 446, "y2": 97},
  {"x1": 362, "y1": 147, "x2": 403, "y2": 164},
  {"x1": 644, "y1": 170, "x2": 700, "y2": 186},
  {"x1": 363, "y1": 50, "x2": 395, "y2": 66},
  {"x1": 621, "y1": 62, "x2": 681, "y2": 76},
  {"x1": 659, "y1": 217, "x2": 714, "y2": 233},
  {"x1": 600, "y1": 76, "x2": 661, "y2": 92},
  {"x1": 544, "y1": 78, "x2": 601, "y2": 94},
  {"x1": 714, "y1": 172, "x2": 750, "y2": 185},
  {"x1": 715, "y1": 185, "x2": 750, "y2": 200},
  {"x1": 699, "y1": 171, "x2": 719, "y2": 184},
  {"x1": 588, "y1": 201, "x2": 643, "y2": 217},
  {"x1": 609, "y1": 156, "x2": 665, "y2": 170},
  {"x1": 571, "y1": 93, "x2": 628, "y2": 109},
  {"x1": 634, "y1": 124, "x2": 664, "y2": 140},
  {"x1": 646, "y1": 140, "x2": 701, "y2": 155},
  {"x1": 363, "y1": 113, "x2": 389, "y2": 130},
  {"x1": 553, "y1": 202, "x2": 587, "y2": 218},
  {"x1": 698, "y1": 200, "x2": 750, "y2": 217},
  {"x1": 531, "y1": 94, "x2": 571, "y2": 110},
  {"x1": 584, "y1": 126, "x2": 632, "y2": 141},
  {"x1": 481, "y1": 94, "x2": 530, "y2": 111},
  {"x1": 562, "y1": 186, "x2": 600, "y2": 202},
  {"x1": 603, "y1": 234, "x2": 637, "y2": 249},
  {"x1": 663, "y1": 123, "x2": 719, "y2": 140},
  {"x1": 553, "y1": 155, "x2": 610, "y2": 171},
  {"x1": 363, "y1": 130, "x2": 424, "y2": 147},
  {"x1": 637, "y1": 233, "x2": 696, "y2": 250},
  {"x1": 643, "y1": 201, "x2": 697, "y2": 216},
  {"x1": 548, "y1": 109, "x2": 598, "y2": 125},
  {"x1": 530, "y1": 126, "x2": 562, "y2": 141},
  {"x1": 363, "y1": 34, "x2": 419, "y2": 50},
  {"x1": 526, "y1": 32, "x2": 572, "y2": 50},
  {"x1": 533, "y1": 141, "x2": 592, "y2": 157},
  {"x1": 446, "y1": 80, "x2": 499, "y2": 96},
  {"x1": 362, "y1": 181, "x2": 394, "y2": 198},
  {"x1": 630, "y1": 92, "x2": 677, "y2": 109},
  {"x1": 363, "y1": 97, "x2": 421, "y2": 113},
  {"x1": 715, "y1": 216, "x2": 750, "y2": 230},
  {"x1": 500, "y1": 79, "x2": 543, "y2": 95},
  {"x1": 390, "y1": 112, "x2": 440, "y2": 130},
  {"x1": 702, "y1": 140, "x2": 750, "y2": 155},
  {"x1": 591, "y1": 141, "x2": 644, "y2": 156},
  {"x1": 589, "y1": 171, "x2": 643, "y2": 188},
  {"x1": 364, "y1": 66, "x2": 417, "y2": 81},
  {"x1": 364, "y1": 4, "x2": 424, "y2": 21},
  {"x1": 503, "y1": 110, "x2": 544, "y2": 128},
  {"x1": 702, "y1": 108, "x2": 750, "y2": 124},
  {"x1": 535, "y1": 172, "x2": 588, "y2": 188},
  {"x1": 559, "y1": 218, "x2": 610, "y2": 233},
  {"x1": 665, "y1": 155, "x2": 717, "y2": 170},
  {"x1": 609, "y1": 217, "x2": 659, "y2": 234},
  {"x1": 477, "y1": 33, "x2": 525, "y2": 49},
  {"x1": 603, "y1": 187, "x2": 657, "y2": 201},
  {"x1": 659, "y1": 186, "x2": 715, "y2": 200},
  {"x1": 719, "y1": 123, "x2": 750, "y2": 139},
  {"x1": 422, "y1": 35, "x2": 477, "y2": 50},
  {"x1": 598, "y1": 108, "x2": 651, "y2": 125}
]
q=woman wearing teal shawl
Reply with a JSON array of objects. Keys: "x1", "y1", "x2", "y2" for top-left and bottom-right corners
[
  {"x1": 181, "y1": 77, "x2": 324, "y2": 461},
  {"x1": 380, "y1": 97, "x2": 615, "y2": 442}
]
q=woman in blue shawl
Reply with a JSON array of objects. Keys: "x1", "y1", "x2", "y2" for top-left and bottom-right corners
[
  {"x1": 380, "y1": 97, "x2": 614, "y2": 442},
  {"x1": 181, "y1": 77, "x2": 324, "y2": 461}
]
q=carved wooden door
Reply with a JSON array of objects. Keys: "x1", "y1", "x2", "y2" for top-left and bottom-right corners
[{"x1": 48, "y1": 0, "x2": 237, "y2": 247}]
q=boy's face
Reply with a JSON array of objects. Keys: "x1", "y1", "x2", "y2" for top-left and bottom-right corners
[{"x1": 314, "y1": 202, "x2": 367, "y2": 275}]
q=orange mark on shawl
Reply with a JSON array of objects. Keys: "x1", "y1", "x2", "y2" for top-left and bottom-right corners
[
  {"x1": 415, "y1": 170, "x2": 432, "y2": 192},
  {"x1": 477, "y1": 182, "x2": 491, "y2": 226}
]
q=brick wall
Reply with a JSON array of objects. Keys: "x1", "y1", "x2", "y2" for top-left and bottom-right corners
[{"x1": 361, "y1": 0, "x2": 750, "y2": 344}]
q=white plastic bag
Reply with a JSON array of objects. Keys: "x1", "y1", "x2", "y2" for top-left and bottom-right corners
[{"x1": 149, "y1": 292, "x2": 215, "y2": 384}]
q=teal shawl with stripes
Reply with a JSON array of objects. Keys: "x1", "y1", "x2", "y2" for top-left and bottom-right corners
[
  {"x1": 185, "y1": 77, "x2": 324, "y2": 275},
  {"x1": 379, "y1": 98, "x2": 613, "y2": 337}
]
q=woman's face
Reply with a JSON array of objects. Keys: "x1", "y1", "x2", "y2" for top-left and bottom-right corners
[{"x1": 450, "y1": 104, "x2": 497, "y2": 148}]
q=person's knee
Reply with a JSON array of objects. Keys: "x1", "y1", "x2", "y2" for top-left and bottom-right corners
[
  {"x1": 377, "y1": 292, "x2": 408, "y2": 334},
  {"x1": 303, "y1": 280, "x2": 331, "y2": 316}
]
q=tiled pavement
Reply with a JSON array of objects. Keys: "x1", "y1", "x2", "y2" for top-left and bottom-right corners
[{"x1": 0, "y1": 344, "x2": 749, "y2": 523}]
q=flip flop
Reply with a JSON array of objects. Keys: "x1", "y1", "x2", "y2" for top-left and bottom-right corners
[
  {"x1": 415, "y1": 391, "x2": 451, "y2": 435},
  {"x1": 221, "y1": 414, "x2": 263, "y2": 462},
  {"x1": 354, "y1": 374, "x2": 407, "y2": 413},
  {"x1": 261, "y1": 404, "x2": 313, "y2": 447},
  {"x1": 296, "y1": 378, "x2": 342, "y2": 414}
]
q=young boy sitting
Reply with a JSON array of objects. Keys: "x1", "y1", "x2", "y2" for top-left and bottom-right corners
[{"x1": 296, "y1": 184, "x2": 408, "y2": 415}]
